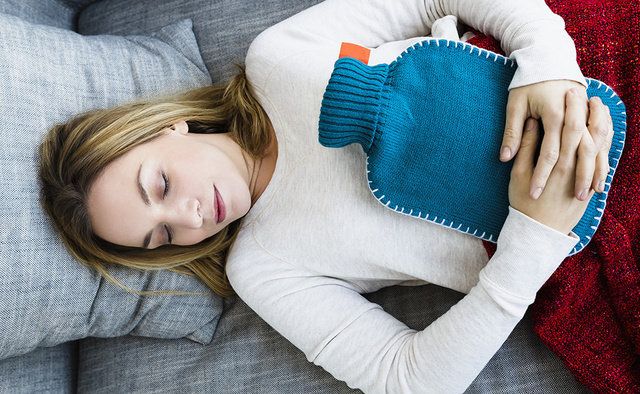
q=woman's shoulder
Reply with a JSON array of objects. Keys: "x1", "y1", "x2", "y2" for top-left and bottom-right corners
[
  {"x1": 224, "y1": 226, "x2": 323, "y2": 299},
  {"x1": 225, "y1": 225, "x2": 287, "y2": 276},
  {"x1": 245, "y1": 21, "x2": 338, "y2": 92}
]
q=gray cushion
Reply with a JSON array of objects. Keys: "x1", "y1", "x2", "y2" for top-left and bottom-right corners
[
  {"x1": 77, "y1": 285, "x2": 588, "y2": 393},
  {"x1": 0, "y1": 342, "x2": 77, "y2": 393},
  {"x1": 0, "y1": 0, "x2": 76, "y2": 30},
  {"x1": 0, "y1": 13, "x2": 222, "y2": 361},
  {"x1": 59, "y1": 0, "x2": 99, "y2": 12},
  {"x1": 77, "y1": 0, "x2": 324, "y2": 83}
]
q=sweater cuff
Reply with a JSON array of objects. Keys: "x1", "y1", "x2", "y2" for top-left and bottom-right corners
[
  {"x1": 478, "y1": 206, "x2": 578, "y2": 316},
  {"x1": 506, "y1": 18, "x2": 587, "y2": 90}
]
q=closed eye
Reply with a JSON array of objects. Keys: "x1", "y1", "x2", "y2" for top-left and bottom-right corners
[
  {"x1": 162, "y1": 172, "x2": 172, "y2": 245},
  {"x1": 162, "y1": 172, "x2": 170, "y2": 198}
]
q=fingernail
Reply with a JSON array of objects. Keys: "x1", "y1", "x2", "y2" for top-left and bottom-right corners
[
  {"x1": 532, "y1": 187, "x2": 542, "y2": 200},
  {"x1": 598, "y1": 180, "x2": 605, "y2": 192},
  {"x1": 578, "y1": 189, "x2": 587, "y2": 200},
  {"x1": 501, "y1": 146, "x2": 511, "y2": 160}
]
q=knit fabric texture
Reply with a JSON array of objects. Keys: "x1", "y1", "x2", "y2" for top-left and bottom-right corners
[
  {"x1": 318, "y1": 38, "x2": 627, "y2": 256},
  {"x1": 470, "y1": 0, "x2": 640, "y2": 390}
]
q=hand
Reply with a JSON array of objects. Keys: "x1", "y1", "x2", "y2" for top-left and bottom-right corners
[
  {"x1": 501, "y1": 80, "x2": 614, "y2": 201},
  {"x1": 508, "y1": 100, "x2": 595, "y2": 235}
]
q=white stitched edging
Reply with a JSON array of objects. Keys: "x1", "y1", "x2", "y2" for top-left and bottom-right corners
[
  {"x1": 394, "y1": 38, "x2": 516, "y2": 69},
  {"x1": 365, "y1": 157, "x2": 500, "y2": 243},
  {"x1": 565, "y1": 79, "x2": 627, "y2": 255}
]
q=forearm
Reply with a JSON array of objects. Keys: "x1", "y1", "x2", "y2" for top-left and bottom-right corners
[
  {"x1": 314, "y1": 207, "x2": 578, "y2": 393},
  {"x1": 432, "y1": 0, "x2": 587, "y2": 88}
]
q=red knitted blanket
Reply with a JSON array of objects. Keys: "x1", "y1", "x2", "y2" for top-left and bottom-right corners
[{"x1": 473, "y1": 1, "x2": 640, "y2": 392}]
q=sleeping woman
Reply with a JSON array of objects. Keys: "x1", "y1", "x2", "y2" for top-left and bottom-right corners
[{"x1": 38, "y1": 0, "x2": 616, "y2": 392}]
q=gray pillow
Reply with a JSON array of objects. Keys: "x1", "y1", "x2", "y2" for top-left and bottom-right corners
[
  {"x1": 0, "y1": 0, "x2": 76, "y2": 30},
  {"x1": 0, "y1": 13, "x2": 222, "y2": 360}
]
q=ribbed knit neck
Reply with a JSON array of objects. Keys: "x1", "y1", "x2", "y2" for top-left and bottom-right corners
[{"x1": 318, "y1": 58, "x2": 390, "y2": 154}]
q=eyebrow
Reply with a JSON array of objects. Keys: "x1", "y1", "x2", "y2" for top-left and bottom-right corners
[{"x1": 137, "y1": 163, "x2": 153, "y2": 249}]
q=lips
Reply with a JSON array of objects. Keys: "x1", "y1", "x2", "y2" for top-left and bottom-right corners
[{"x1": 214, "y1": 186, "x2": 226, "y2": 224}]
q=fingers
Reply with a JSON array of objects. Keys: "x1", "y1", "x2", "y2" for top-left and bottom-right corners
[
  {"x1": 574, "y1": 131, "x2": 597, "y2": 200},
  {"x1": 563, "y1": 90, "x2": 606, "y2": 201},
  {"x1": 587, "y1": 97, "x2": 613, "y2": 193},
  {"x1": 512, "y1": 117, "x2": 540, "y2": 176},
  {"x1": 529, "y1": 90, "x2": 586, "y2": 199},
  {"x1": 594, "y1": 149, "x2": 610, "y2": 192},
  {"x1": 501, "y1": 91, "x2": 528, "y2": 162}
]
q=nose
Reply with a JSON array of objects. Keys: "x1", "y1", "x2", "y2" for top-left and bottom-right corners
[{"x1": 163, "y1": 197, "x2": 202, "y2": 229}]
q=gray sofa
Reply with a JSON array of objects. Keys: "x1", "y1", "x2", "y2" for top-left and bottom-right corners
[{"x1": 0, "y1": 0, "x2": 591, "y2": 392}]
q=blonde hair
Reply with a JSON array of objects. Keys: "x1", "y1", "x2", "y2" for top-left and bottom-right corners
[{"x1": 38, "y1": 63, "x2": 273, "y2": 298}]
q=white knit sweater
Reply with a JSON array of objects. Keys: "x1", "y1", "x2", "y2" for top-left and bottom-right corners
[{"x1": 226, "y1": 1, "x2": 584, "y2": 392}]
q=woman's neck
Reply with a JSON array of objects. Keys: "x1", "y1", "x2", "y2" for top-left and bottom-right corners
[{"x1": 250, "y1": 123, "x2": 278, "y2": 205}]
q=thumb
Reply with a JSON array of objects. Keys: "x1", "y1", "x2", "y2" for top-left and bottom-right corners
[
  {"x1": 512, "y1": 118, "x2": 540, "y2": 174},
  {"x1": 502, "y1": 91, "x2": 528, "y2": 162}
]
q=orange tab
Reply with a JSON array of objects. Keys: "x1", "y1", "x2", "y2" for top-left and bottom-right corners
[{"x1": 339, "y1": 42, "x2": 370, "y2": 64}]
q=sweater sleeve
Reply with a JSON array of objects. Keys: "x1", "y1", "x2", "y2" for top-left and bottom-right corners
[
  {"x1": 226, "y1": 207, "x2": 579, "y2": 393},
  {"x1": 247, "y1": 0, "x2": 586, "y2": 91}
]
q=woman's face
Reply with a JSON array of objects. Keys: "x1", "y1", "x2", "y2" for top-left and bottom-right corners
[{"x1": 86, "y1": 120, "x2": 252, "y2": 249}]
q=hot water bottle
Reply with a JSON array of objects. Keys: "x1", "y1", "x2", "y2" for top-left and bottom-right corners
[{"x1": 318, "y1": 38, "x2": 627, "y2": 256}]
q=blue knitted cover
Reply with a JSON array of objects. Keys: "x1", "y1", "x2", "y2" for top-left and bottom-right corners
[{"x1": 318, "y1": 38, "x2": 627, "y2": 256}]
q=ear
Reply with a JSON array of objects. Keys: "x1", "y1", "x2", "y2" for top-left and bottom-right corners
[{"x1": 169, "y1": 120, "x2": 189, "y2": 135}]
